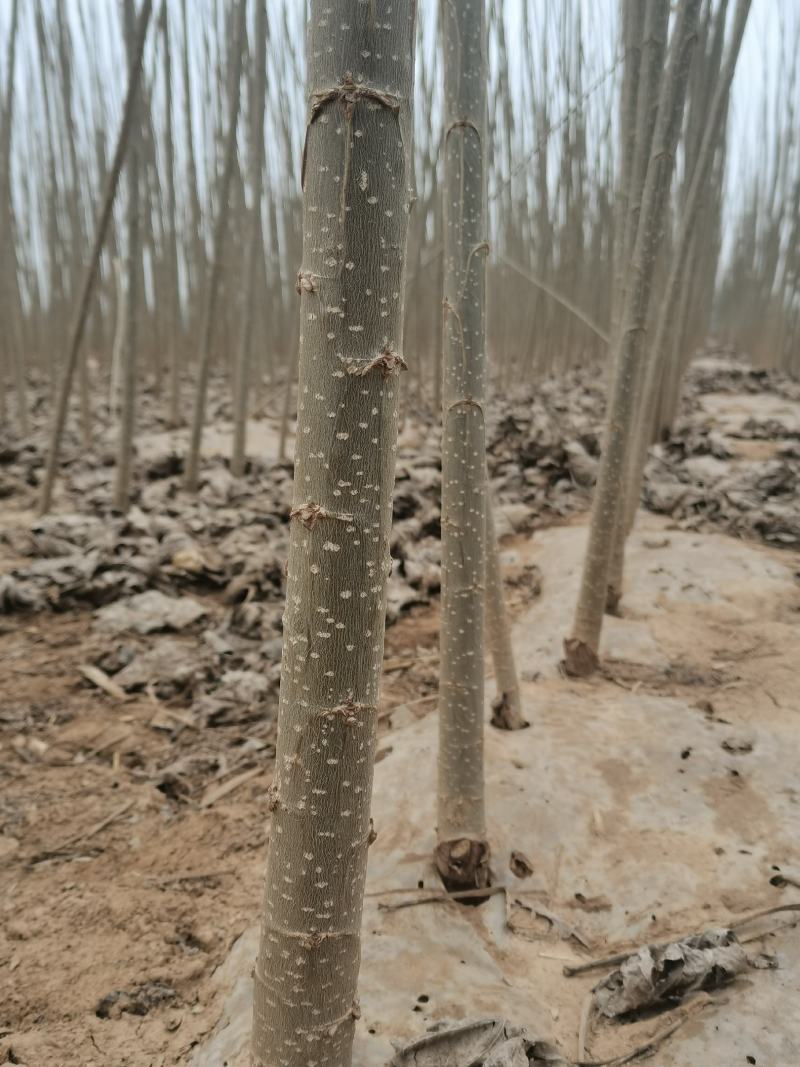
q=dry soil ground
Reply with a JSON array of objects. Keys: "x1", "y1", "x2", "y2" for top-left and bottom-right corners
[{"x1": 1, "y1": 365, "x2": 799, "y2": 1067}]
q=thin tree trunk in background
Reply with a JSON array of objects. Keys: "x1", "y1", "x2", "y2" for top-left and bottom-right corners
[
  {"x1": 603, "y1": 0, "x2": 669, "y2": 613},
  {"x1": 564, "y1": 0, "x2": 703, "y2": 676},
  {"x1": 181, "y1": 0, "x2": 203, "y2": 349},
  {"x1": 56, "y1": 0, "x2": 93, "y2": 449},
  {"x1": 618, "y1": 0, "x2": 670, "y2": 316},
  {"x1": 437, "y1": 0, "x2": 490, "y2": 892},
  {"x1": 486, "y1": 493, "x2": 526, "y2": 731},
  {"x1": 232, "y1": 0, "x2": 268, "y2": 477},
  {"x1": 611, "y1": 0, "x2": 644, "y2": 345},
  {"x1": 112, "y1": 0, "x2": 142, "y2": 514},
  {"x1": 34, "y1": 0, "x2": 62, "y2": 394},
  {"x1": 0, "y1": 0, "x2": 28, "y2": 436},
  {"x1": 184, "y1": 0, "x2": 247, "y2": 493},
  {"x1": 277, "y1": 358, "x2": 294, "y2": 463},
  {"x1": 251, "y1": 2, "x2": 417, "y2": 1063},
  {"x1": 609, "y1": 0, "x2": 750, "y2": 604},
  {"x1": 162, "y1": 2, "x2": 183, "y2": 427},
  {"x1": 108, "y1": 256, "x2": 125, "y2": 417},
  {"x1": 38, "y1": 0, "x2": 154, "y2": 516},
  {"x1": 627, "y1": 0, "x2": 753, "y2": 514}
]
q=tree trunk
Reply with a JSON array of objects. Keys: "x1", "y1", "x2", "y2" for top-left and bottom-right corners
[
  {"x1": 486, "y1": 493, "x2": 526, "y2": 731},
  {"x1": 180, "y1": 0, "x2": 203, "y2": 353},
  {"x1": 564, "y1": 0, "x2": 703, "y2": 676},
  {"x1": 108, "y1": 256, "x2": 125, "y2": 417},
  {"x1": 0, "y1": 0, "x2": 28, "y2": 437},
  {"x1": 250, "y1": 4, "x2": 417, "y2": 1064},
  {"x1": 231, "y1": 0, "x2": 268, "y2": 478},
  {"x1": 56, "y1": 1, "x2": 93, "y2": 450},
  {"x1": 112, "y1": 0, "x2": 142, "y2": 514},
  {"x1": 603, "y1": 0, "x2": 669, "y2": 613},
  {"x1": 436, "y1": 0, "x2": 490, "y2": 892},
  {"x1": 609, "y1": 0, "x2": 751, "y2": 607},
  {"x1": 627, "y1": 0, "x2": 753, "y2": 509},
  {"x1": 161, "y1": 2, "x2": 183, "y2": 427},
  {"x1": 38, "y1": 0, "x2": 154, "y2": 516},
  {"x1": 610, "y1": 0, "x2": 645, "y2": 346},
  {"x1": 183, "y1": 0, "x2": 247, "y2": 493}
]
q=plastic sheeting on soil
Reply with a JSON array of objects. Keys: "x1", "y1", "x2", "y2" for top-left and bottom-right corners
[{"x1": 192, "y1": 518, "x2": 800, "y2": 1067}]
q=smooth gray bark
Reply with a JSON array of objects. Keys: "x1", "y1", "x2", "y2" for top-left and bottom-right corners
[
  {"x1": 436, "y1": 0, "x2": 490, "y2": 891},
  {"x1": 251, "y1": 3, "x2": 417, "y2": 1065}
]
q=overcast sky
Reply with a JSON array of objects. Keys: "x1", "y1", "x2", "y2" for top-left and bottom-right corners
[
  {"x1": 2, "y1": 0, "x2": 797, "y2": 257},
  {"x1": 4, "y1": 0, "x2": 795, "y2": 162}
]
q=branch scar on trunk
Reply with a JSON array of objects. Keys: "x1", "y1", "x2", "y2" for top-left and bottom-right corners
[
  {"x1": 296, "y1": 269, "x2": 319, "y2": 295},
  {"x1": 301, "y1": 72, "x2": 401, "y2": 195},
  {"x1": 445, "y1": 116, "x2": 481, "y2": 142},
  {"x1": 319, "y1": 699, "x2": 378, "y2": 726},
  {"x1": 447, "y1": 396, "x2": 484, "y2": 416},
  {"x1": 442, "y1": 297, "x2": 468, "y2": 371},
  {"x1": 459, "y1": 240, "x2": 490, "y2": 304},
  {"x1": 297, "y1": 999, "x2": 361, "y2": 1038},
  {"x1": 289, "y1": 503, "x2": 355, "y2": 529},
  {"x1": 345, "y1": 345, "x2": 408, "y2": 379}
]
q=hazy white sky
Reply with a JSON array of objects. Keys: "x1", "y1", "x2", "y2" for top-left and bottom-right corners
[
  {"x1": 496, "y1": 0, "x2": 799, "y2": 189},
  {"x1": 4, "y1": 0, "x2": 795, "y2": 151},
  {"x1": 2, "y1": 0, "x2": 797, "y2": 236}
]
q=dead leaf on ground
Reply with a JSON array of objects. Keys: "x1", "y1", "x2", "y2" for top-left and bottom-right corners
[
  {"x1": 95, "y1": 590, "x2": 208, "y2": 635},
  {"x1": 507, "y1": 897, "x2": 592, "y2": 951},
  {"x1": 593, "y1": 928, "x2": 749, "y2": 1018},
  {"x1": 390, "y1": 1018, "x2": 569, "y2": 1066}
]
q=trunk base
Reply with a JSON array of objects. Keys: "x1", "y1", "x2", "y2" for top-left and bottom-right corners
[
  {"x1": 604, "y1": 584, "x2": 623, "y2": 616},
  {"x1": 490, "y1": 691, "x2": 529, "y2": 731},
  {"x1": 435, "y1": 838, "x2": 491, "y2": 895},
  {"x1": 562, "y1": 637, "x2": 599, "y2": 678}
]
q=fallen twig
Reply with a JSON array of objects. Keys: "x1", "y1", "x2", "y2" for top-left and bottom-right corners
[
  {"x1": 564, "y1": 950, "x2": 635, "y2": 978},
  {"x1": 378, "y1": 883, "x2": 507, "y2": 911},
  {"x1": 564, "y1": 902, "x2": 800, "y2": 977},
  {"x1": 200, "y1": 766, "x2": 264, "y2": 808},
  {"x1": 578, "y1": 995, "x2": 593, "y2": 1061},
  {"x1": 29, "y1": 799, "x2": 135, "y2": 864},
  {"x1": 383, "y1": 654, "x2": 439, "y2": 673},
  {"x1": 78, "y1": 664, "x2": 128, "y2": 701},
  {"x1": 509, "y1": 897, "x2": 593, "y2": 951},
  {"x1": 769, "y1": 870, "x2": 800, "y2": 890},
  {"x1": 146, "y1": 869, "x2": 231, "y2": 887},
  {"x1": 731, "y1": 902, "x2": 800, "y2": 929},
  {"x1": 576, "y1": 994, "x2": 715, "y2": 1066},
  {"x1": 58, "y1": 799, "x2": 135, "y2": 849}
]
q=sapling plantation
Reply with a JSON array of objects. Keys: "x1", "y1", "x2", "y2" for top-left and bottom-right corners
[{"x1": 0, "y1": 1, "x2": 797, "y2": 1065}]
